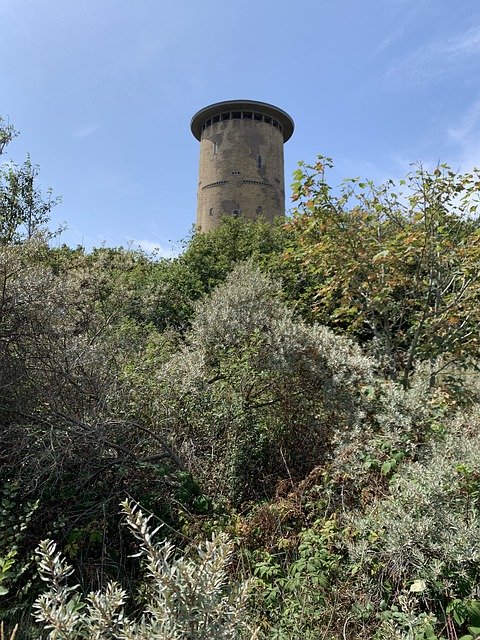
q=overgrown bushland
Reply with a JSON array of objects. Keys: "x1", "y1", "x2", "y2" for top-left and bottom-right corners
[
  {"x1": 43, "y1": 215, "x2": 286, "y2": 334},
  {"x1": 0, "y1": 215, "x2": 287, "y2": 625},
  {"x1": 0, "y1": 240, "x2": 191, "y2": 625},
  {"x1": 2, "y1": 120, "x2": 480, "y2": 638},
  {"x1": 345, "y1": 405, "x2": 480, "y2": 638},
  {"x1": 116, "y1": 261, "x2": 430, "y2": 505},
  {"x1": 234, "y1": 403, "x2": 480, "y2": 640},
  {"x1": 2, "y1": 238, "x2": 478, "y2": 638}
]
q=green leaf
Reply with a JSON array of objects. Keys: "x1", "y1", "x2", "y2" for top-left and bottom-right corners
[
  {"x1": 381, "y1": 460, "x2": 397, "y2": 476},
  {"x1": 467, "y1": 601, "x2": 480, "y2": 623}
]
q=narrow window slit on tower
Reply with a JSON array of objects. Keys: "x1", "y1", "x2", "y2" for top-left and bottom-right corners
[
  {"x1": 243, "y1": 111, "x2": 252, "y2": 119},
  {"x1": 264, "y1": 116, "x2": 272, "y2": 124},
  {"x1": 257, "y1": 155, "x2": 262, "y2": 169},
  {"x1": 221, "y1": 113, "x2": 230, "y2": 121},
  {"x1": 254, "y1": 113, "x2": 262, "y2": 120},
  {"x1": 232, "y1": 111, "x2": 241, "y2": 119},
  {"x1": 213, "y1": 142, "x2": 218, "y2": 155},
  {"x1": 212, "y1": 115, "x2": 220, "y2": 123}
]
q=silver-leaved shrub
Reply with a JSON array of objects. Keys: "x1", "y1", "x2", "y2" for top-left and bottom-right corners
[
  {"x1": 129, "y1": 261, "x2": 424, "y2": 503},
  {"x1": 33, "y1": 500, "x2": 255, "y2": 640},
  {"x1": 346, "y1": 405, "x2": 480, "y2": 633}
]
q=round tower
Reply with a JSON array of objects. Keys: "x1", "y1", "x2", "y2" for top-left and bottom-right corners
[{"x1": 191, "y1": 99, "x2": 294, "y2": 232}]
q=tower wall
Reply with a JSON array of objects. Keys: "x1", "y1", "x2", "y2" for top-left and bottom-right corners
[{"x1": 191, "y1": 101, "x2": 294, "y2": 233}]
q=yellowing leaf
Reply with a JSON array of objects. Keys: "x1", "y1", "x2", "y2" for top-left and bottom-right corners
[{"x1": 409, "y1": 579, "x2": 426, "y2": 593}]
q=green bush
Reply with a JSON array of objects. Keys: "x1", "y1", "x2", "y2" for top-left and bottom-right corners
[{"x1": 135, "y1": 261, "x2": 403, "y2": 503}]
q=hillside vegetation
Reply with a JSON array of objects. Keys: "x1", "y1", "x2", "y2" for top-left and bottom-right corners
[{"x1": 1, "y1": 119, "x2": 480, "y2": 639}]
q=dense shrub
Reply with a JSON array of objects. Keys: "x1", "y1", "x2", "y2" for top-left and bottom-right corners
[
  {"x1": 117, "y1": 262, "x2": 425, "y2": 506},
  {"x1": 0, "y1": 241, "x2": 198, "y2": 621},
  {"x1": 345, "y1": 406, "x2": 480, "y2": 637}
]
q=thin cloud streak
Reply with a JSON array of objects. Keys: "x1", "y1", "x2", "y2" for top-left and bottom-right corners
[
  {"x1": 369, "y1": 6, "x2": 421, "y2": 60},
  {"x1": 447, "y1": 99, "x2": 480, "y2": 170},
  {"x1": 448, "y1": 100, "x2": 480, "y2": 145},
  {"x1": 72, "y1": 123, "x2": 99, "y2": 139},
  {"x1": 371, "y1": 25, "x2": 407, "y2": 58},
  {"x1": 386, "y1": 25, "x2": 480, "y2": 87}
]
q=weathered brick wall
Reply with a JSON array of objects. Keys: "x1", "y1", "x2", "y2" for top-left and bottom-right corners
[{"x1": 196, "y1": 118, "x2": 285, "y2": 232}]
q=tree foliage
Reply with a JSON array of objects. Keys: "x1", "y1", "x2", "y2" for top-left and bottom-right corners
[
  {"x1": 0, "y1": 156, "x2": 61, "y2": 244},
  {"x1": 116, "y1": 262, "x2": 426, "y2": 505},
  {"x1": 140, "y1": 216, "x2": 286, "y2": 331},
  {"x1": 0, "y1": 120, "x2": 60, "y2": 244},
  {"x1": 0, "y1": 118, "x2": 18, "y2": 155},
  {"x1": 281, "y1": 157, "x2": 480, "y2": 388}
]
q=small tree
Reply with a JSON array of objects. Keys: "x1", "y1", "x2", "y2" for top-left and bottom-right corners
[
  {"x1": 0, "y1": 118, "x2": 18, "y2": 156},
  {"x1": 0, "y1": 155, "x2": 61, "y2": 244},
  {"x1": 282, "y1": 157, "x2": 480, "y2": 388}
]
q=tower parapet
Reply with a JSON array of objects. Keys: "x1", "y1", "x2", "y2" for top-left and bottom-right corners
[{"x1": 191, "y1": 100, "x2": 294, "y2": 232}]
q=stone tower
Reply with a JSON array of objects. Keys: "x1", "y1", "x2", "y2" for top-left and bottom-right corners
[{"x1": 191, "y1": 99, "x2": 294, "y2": 232}]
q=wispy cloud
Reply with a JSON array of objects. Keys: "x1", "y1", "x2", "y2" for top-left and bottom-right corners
[
  {"x1": 384, "y1": 98, "x2": 480, "y2": 174},
  {"x1": 447, "y1": 99, "x2": 480, "y2": 170},
  {"x1": 73, "y1": 123, "x2": 99, "y2": 139},
  {"x1": 371, "y1": 24, "x2": 407, "y2": 58},
  {"x1": 448, "y1": 100, "x2": 480, "y2": 145},
  {"x1": 387, "y1": 25, "x2": 480, "y2": 87}
]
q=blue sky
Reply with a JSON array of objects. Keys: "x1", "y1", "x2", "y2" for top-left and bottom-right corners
[{"x1": 1, "y1": 0, "x2": 480, "y2": 254}]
